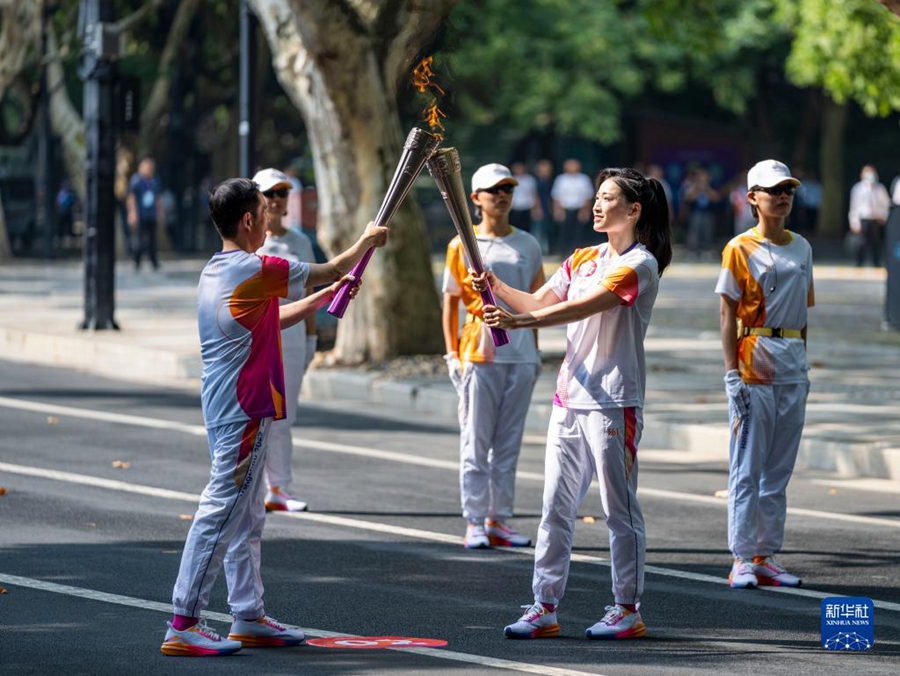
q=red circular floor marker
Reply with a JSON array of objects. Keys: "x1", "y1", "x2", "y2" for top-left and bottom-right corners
[{"x1": 307, "y1": 636, "x2": 448, "y2": 650}]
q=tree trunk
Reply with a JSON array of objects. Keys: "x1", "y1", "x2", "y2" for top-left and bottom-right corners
[
  {"x1": 0, "y1": 189, "x2": 12, "y2": 260},
  {"x1": 251, "y1": 0, "x2": 458, "y2": 362},
  {"x1": 47, "y1": 25, "x2": 86, "y2": 202},
  {"x1": 817, "y1": 98, "x2": 848, "y2": 238}
]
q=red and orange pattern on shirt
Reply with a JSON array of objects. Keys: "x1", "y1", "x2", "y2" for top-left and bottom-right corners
[
  {"x1": 198, "y1": 250, "x2": 309, "y2": 428},
  {"x1": 715, "y1": 228, "x2": 814, "y2": 385},
  {"x1": 547, "y1": 244, "x2": 659, "y2": 410}
]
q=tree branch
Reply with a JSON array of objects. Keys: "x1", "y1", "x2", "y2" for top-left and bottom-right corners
[
  {"x1": 138, "y1": 0, "x2": 203, "y2": 152},
  {"x1": 113, "y1": 0, "x2": 166, "y2": 34},
  {"x1": 878, "y1": 0, "x2": 900, "y2": 18},
  {"x1": 382, "y1": 0, "x2": 460, "y2": 95}
]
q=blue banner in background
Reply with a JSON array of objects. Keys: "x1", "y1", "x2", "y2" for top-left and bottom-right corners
[{"x1": 821, "y1": 597, "x2": 874, "y2": 651}]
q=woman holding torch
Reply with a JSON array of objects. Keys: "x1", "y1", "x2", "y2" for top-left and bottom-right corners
[
  {"x1": 443, "y1": 163, "x2": 545, "y2": 550},
  {"x1": 474, "y1": 168, "x2": 671, "y2": 640}
]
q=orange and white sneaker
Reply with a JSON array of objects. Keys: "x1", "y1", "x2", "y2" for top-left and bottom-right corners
[
  {"x1": 265, "y1": 487, "x2": 308, "y2": 513},
  {"x1": 504, "y1": 602, "x2": 560, "y2": 639},
  {"x1": 228, "y1": 616, "x2": 306, "y2": 647},
  {"x1": 160, "y1": 620, "x2": 243, "y2": 656},
  {"x1": 752, "y1": 556, "x2": 802, "y2": 587},
  {"x1": 585, "y1": 605, "x2": 646, "y2": 640},
  {"x1": 729, "y1": 558, "x2": 758, "y2": 589},
  {"x1": 485, "y1": 520, "x2": 532, "y2": 547}
]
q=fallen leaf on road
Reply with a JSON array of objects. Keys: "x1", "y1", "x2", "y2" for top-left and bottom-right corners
[
  {"x1": 85, "y1": 522, "x2": 97, "y2": 528},
  {"x1": 47, "y1": 416, "x2": 59, "y2": 425},
  {"x1": 0, "y1": 586, "x2": 7, "y2": 594},
  {"x1": 829, "y1": 488, "x2": 838, "y2": 495},
  {"x1": 0, "y1": 487, "x2": 6, "y2": 496},
  {"x1": 112, "y1": 460, "x2": 131, "y2": 469},
  {"x1": 583, "y1": 516, "x2": 596, "y2": 524},
  {"x1": 714, "y1": 489, "x2": 728, "y2": 499},
  {"x1": 179, "y1": 514, "x2": 193, "y2": 520}
]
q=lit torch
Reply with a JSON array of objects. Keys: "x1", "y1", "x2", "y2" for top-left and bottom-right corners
[
  {"x1": 427, "y1": 148, "x2": 510, "y2": 347},
  {"x1": 327, "y1": 56, "x2": 447, "y2": 318}
]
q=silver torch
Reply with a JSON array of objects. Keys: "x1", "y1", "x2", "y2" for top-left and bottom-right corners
[
  {"x1": 427, "y1": 147, "x2": 510, "y2": 347},
  {"x1": 328, "y1": 127, "x2": 442, "y2": 318}
]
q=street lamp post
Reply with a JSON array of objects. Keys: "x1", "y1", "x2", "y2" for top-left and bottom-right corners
[
  {"x1": 239, "y1": 0, "x2": 255, "y2": 178},
  {"x1": 79, "y1": 0, "x2": 119, "y2": 330}
]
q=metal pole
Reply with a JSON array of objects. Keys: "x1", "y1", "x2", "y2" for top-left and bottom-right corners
[
  {"x1": 239, "y1": 0, "x2": 255, "y2": 178},
  {"x1": 80, "y1": 0, "x2": 119, "y2": 330}
]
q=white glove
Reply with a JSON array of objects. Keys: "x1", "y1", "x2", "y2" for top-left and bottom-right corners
[
  {"x1": 305, "y1": 335, "x2": 318, "y2": 369},
  {"x1": 444, "y1": 352, "x2": 462, "y2": 391},
  {"x1": 724, "y1": 369, "x2": 750, "y2": 419}
]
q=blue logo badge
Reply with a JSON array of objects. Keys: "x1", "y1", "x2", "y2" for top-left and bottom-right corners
[{"x1": 821, "y1": 597, "x2": 874, "y2": 651}]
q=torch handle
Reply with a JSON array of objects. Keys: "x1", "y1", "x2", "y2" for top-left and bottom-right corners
[
  {"x1": 327, "y1": 247, "x2": 374, "y2": 318},
  {"x1": 479, "y1": 282, "x2": 511, "y2": 347}
]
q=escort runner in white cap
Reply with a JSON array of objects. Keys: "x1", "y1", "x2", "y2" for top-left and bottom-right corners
[
  {"x1": 443, "y1": 162, "x2": 543, "y2": 550},
  {"x1": 253, "y1": 168, "x2": 317, "y2": 514},
  {"x1": 476, "y1": 167, "x2": 673, "y2": 641},
  {"x1": 716, "y1": 159, "x2": 813, "y2": 590}
]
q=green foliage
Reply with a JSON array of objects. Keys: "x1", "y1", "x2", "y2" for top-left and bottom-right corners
[
  {"x1": 775, "y1": 0, "x2": 900, "y2": 116},
  {"x1": 444, "y1": 0, "x2": 789, "y2": 144}
]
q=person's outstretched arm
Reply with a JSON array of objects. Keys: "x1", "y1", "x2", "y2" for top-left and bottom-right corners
[
  {"x1": 306, "y1": 222, "x2": 388, "y2": 287},
  {"x1": 280, "y1": 275, "x2": 359, "y2": 329},
  {"x1": 471, "y1": 270, "x2": 562, "y2": 314}
]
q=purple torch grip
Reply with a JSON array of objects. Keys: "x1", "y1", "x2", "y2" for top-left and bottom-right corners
[
  {"x1": 327, "y1": 128, "x2": 441, "y2": 319},
  {"x1": 326, "y1": 248, "x2": 373, "y2": 318},
  {"x1": 479, "y1": 284, "x2": 511, "y2": 347}
]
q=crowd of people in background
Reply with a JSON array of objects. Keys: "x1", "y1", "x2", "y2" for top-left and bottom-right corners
[{"x1": 502, "y1": 157, "x2": 899, "y2": 267}]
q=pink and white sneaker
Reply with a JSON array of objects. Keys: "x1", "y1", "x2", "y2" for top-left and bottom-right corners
[
  {"x1": 729, "y1": 558, "x2": 758, "y2": 589},
  {"x1": 228, "y1": 616, "x2": 306, "y2": 647},
  {"x1": 464, "y1": 523, "x2": 491, "y2": 549},
  {"x1": 752, "y1": 556, "x2": 802, "y2": 587},
  {"x1": 485, "y1": 520, "x2": 531, "y2": 547},
  {"x1": 265, "y1": 487, "x2": 308, "y2": 513},
  {"x1": 161, "y1": 620, "x2": 243, "y2": 656},
  {"x1": 585, "y1": 604, "x2": 646, "y2": 640},
  {"x1": 504, "y1": 602, "x2": 560, "y2": 639}
]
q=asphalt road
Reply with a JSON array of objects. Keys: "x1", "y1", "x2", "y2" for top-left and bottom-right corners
[{"x1": 0, "y1": 359, "x2": 898, "y2": 675}]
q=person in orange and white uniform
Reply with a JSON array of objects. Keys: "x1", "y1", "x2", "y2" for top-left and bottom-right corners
[
  {"x1": 443, "y1": 163, "x2": 545, "y2": 550},
  {"x1": 716, "y1": 160, "x2": 814, "y2": 590},
  {"x1": 253, "y1": 168, "x2": 317, "y2": 513},
  {"x1": 476, "y1": 168, "x2": 672, "y2": 641}
]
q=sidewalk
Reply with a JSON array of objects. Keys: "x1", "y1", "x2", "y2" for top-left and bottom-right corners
[{"x1": 1, "y1": 256, "x2": 898, "y2": 481}]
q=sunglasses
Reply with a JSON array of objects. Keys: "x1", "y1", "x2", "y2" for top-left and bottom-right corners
[
  {"x1": 478, "y1": 184, "x2": 515, "y2": 195},
  {"x1": 752, "y1": 184, "x2": 796, "y2": 196},
  {"x1": 262, "y1": 188, "x2": 290, "y2": 198}
]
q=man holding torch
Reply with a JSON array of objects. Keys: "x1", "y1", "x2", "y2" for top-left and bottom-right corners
[{"x1": 442, "y1": 163, "x2": 545, "y2": 550}]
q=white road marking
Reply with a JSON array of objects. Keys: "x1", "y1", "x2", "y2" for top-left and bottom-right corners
[
  {"x1": 0, "y1": 573, "x2": 603, "y2": 676},
  {"x1": 2, "y1": 461, "x2": 899, "y2": 613},
  {"x1": 811, "y1": 478, "x2": 900, "y2": 495},
  {"x1": 1, "y1": 395, "x2": 898, "y2": 531}
]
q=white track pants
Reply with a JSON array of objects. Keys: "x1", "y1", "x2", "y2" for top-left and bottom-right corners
[
  {"x1": 533, "y1": 406, "x2": 645, "y2": 606},
  {"x1": 264, "y1": 341, "x2": 307, "y2": 491},
  {"x1": 458, "y1": 362, "x2": 539, "y2": 522},
  {"x1": 728, "y1": 382, "x2": 808, "y2": 560},
  {"x1": 172, "y1": 418, "x2": 271, "y2": 620}
]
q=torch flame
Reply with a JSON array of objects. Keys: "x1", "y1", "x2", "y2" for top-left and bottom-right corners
[{"x1": 412, "y1": 56, "x2": 446, "y2": 140}]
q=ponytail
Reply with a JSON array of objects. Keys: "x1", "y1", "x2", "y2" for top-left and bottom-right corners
[{"x1": 595, "y1": 168, "x2": 673, "y2": 277}]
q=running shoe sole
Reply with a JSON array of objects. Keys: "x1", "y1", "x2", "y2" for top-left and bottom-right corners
[
  {"x1": 160, "y1": 640, "x2": 241, "y2": 656},
  {"x1": 755, "y1": 576, "x2": 801, "y2": 587},
  {"x1": 504, "y1": 623, "x2": 560, "y2": 639},
  {"x1": 227, "y1": 633, "x2": 306, "y2": 647},
  {"x1": 585, "y1": 621, "x2": 646, "y2": 640},
  {"x1": 487, "y1": 535, "x2": 531, "y2": 547}
]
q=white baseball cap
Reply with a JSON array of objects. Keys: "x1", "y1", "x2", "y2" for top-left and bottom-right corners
[
  {"x1": 252, "y1": 168, "x2": 292, "y2": 193},
  {"x1": 471, "y1": 163, "x2": 518, "y2": 193},
  {"x1": 747, "y1": 160, "x2": 801, "y2": 190}
]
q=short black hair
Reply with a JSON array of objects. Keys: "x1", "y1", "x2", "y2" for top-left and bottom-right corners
[{"x1": 207, "y1": 178, "x2": 262, "y2": 239}]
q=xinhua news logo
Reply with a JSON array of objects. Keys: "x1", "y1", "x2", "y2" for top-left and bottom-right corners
[{"x1": 821, "y1": 597, "x2": 874, "y2": 651}]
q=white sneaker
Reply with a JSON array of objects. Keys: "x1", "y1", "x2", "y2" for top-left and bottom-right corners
[
  {"x1": 585, "y1": 605, "x2": 646, "y2": 639},
  {"x1": 161, "y1": 620, "x2": 243, "y2": 656},
  {"x1": 485, "y1": 520, "x2": 531, "y2": 547},
  {"x1": 464, "y1": 523, "x2": 490, "y2": 549},
  {"x1": 265, "y1": 487, "x2": 308, "y2": 513},
  {"x1": 753, "y1": 556, "x2": 801, "y2": 587},
  {"x1": 228, "y1": 616, "x2": 306, "y2": 647},
  {"x1": 504, "y1": 602, "x2": 560, "y2": 639},
  {"x1": 729, "y1": 558, "x2": 758, "y2": 589}
]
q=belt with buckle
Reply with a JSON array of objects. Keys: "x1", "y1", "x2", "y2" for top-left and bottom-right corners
[{"x1": 742, "y1": 327, "x2": 802, "y2": 339}]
